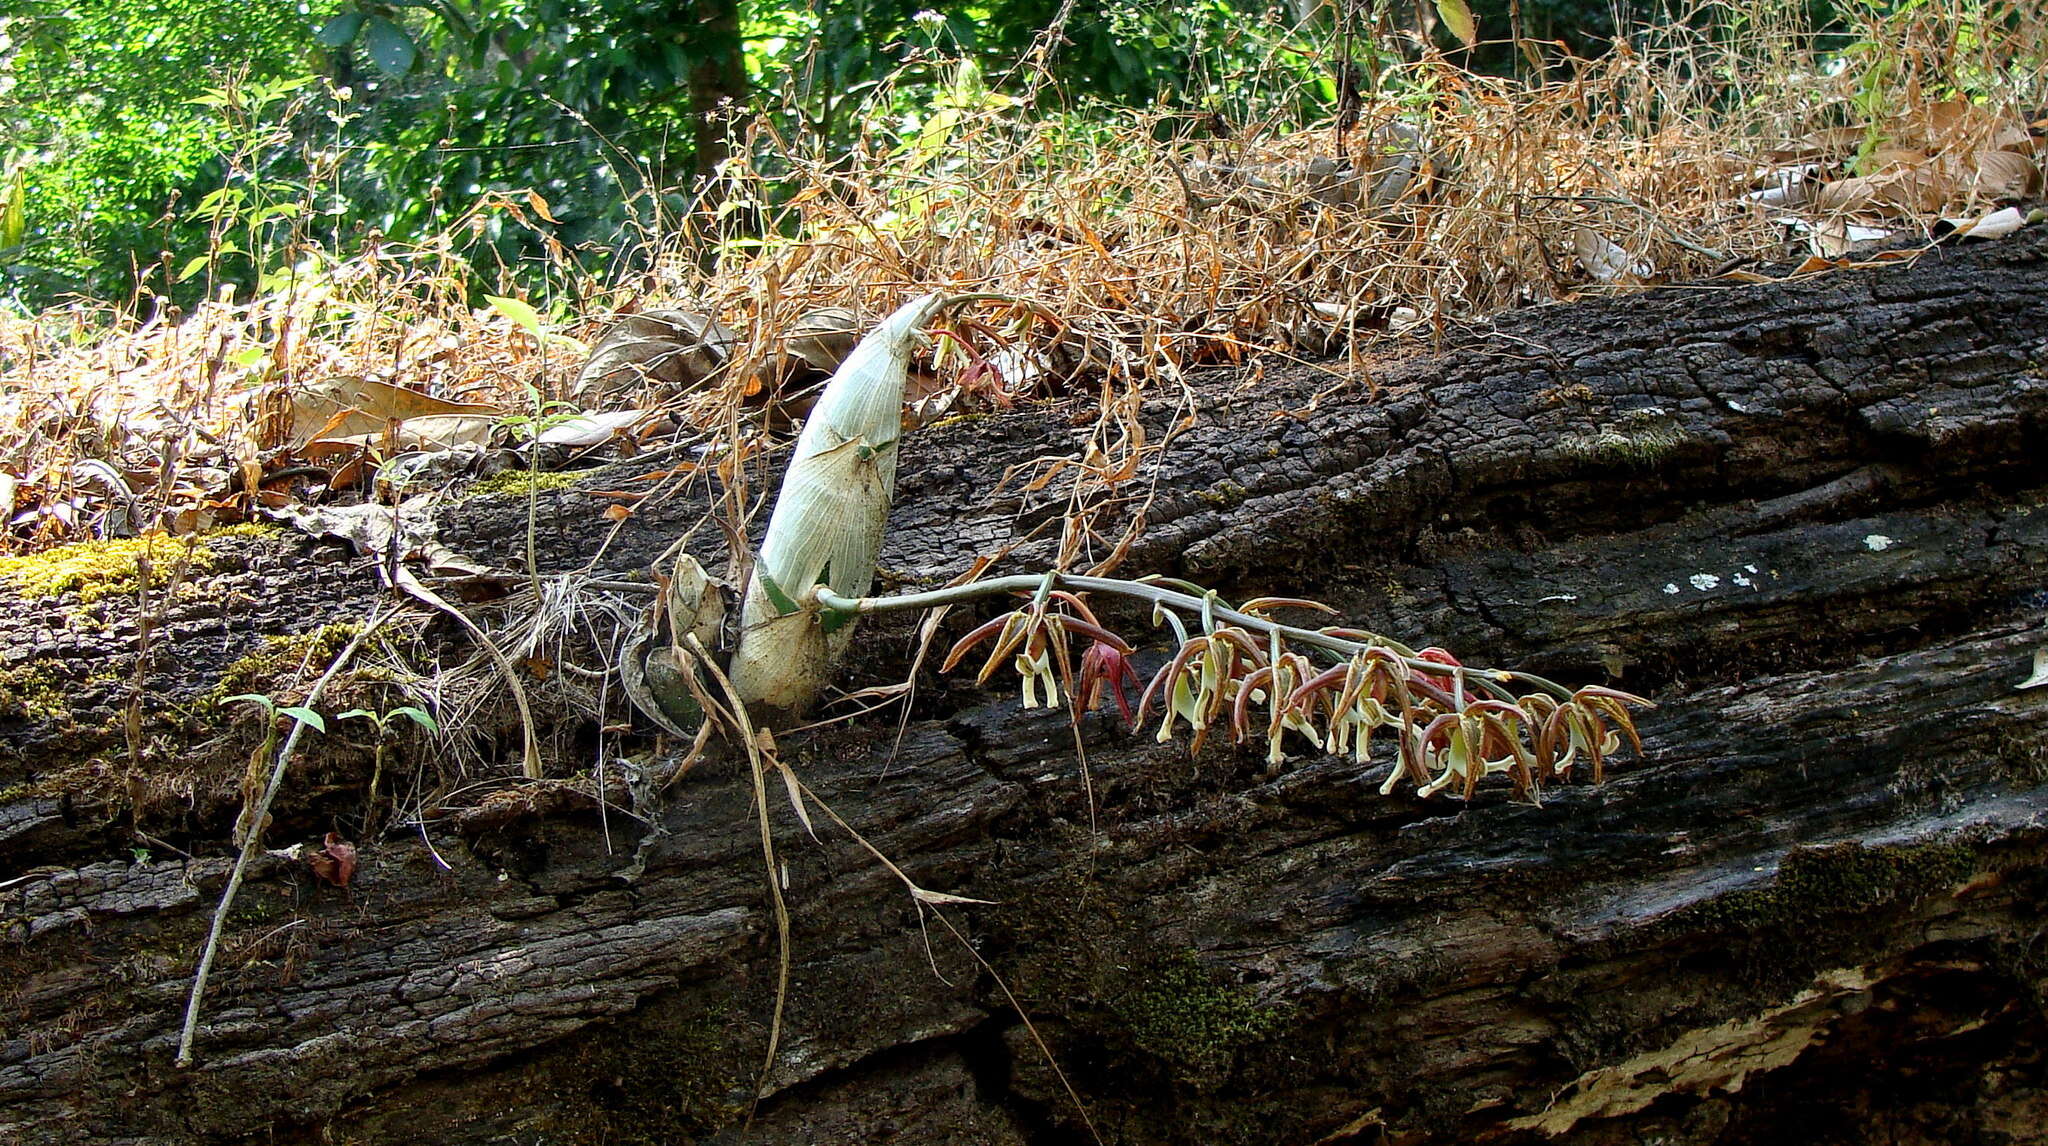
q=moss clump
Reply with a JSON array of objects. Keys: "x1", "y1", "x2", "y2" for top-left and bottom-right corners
[
  {"x1": 1196, "y1": 480, "x2": 1251, "y2": 509},
  {"x1": 469, "y1": 468, "x2": 583, "y2": 497},
  {"x1": 520, "y1": 1000, "x2": 748, "y2": 1144},
  {"x1": 1558, "y1": 410, "x2": 1690, "y2": 470},
  {"x1": 0, "y1": 534, "x2": 224, "y2": 604},
  {"x1": 1692, "y1": 840, "x2": 1978, "y2": 933},
  {"x1": 0, "y1": 664, "x2": 68, "y2": 722},
  {"x1": 208, "y1": 522, "x2": 281, "y2": 541},
  {"x1": 1117, "y1": 955, "x2": 1289, "y2": 1083},
  {"x1": 205, "y1": 623, "x2": 363, "y2": 712}
]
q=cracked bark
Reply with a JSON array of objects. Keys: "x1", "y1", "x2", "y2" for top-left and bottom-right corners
[{"x1": 4, "y1": 232, "x2": 2048, "y2": 1144}]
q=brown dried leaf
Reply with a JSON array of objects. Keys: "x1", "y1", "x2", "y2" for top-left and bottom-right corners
[
  {"x1": 289, "y1": 376, "x2": 498, "y2": 445},
  {"x1": 569, "y1": 309, "x2": 736, "y2": 405},
  {"x1": 1971, "y1": 150, "x2": 2042, "y2": 201},
  {"x1": 309, "y1": 832, "x2": 357, "y2": 887},
  {"x1": 1814, "y1": 167, "x2": 1949, "y2": 216}
]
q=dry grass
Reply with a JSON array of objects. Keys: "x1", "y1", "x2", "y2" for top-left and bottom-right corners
[{"x1": 1, "y1": 1, "x2": 2042, "y2": 553}]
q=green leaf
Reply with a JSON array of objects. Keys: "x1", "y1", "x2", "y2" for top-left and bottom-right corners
[
  {"x1": 389, "y1": 705, "x2": 439, "y2": 733},
  {"x1": 819, "y1": 605, "x2": 858, "y2": 635},
  {"x1": 278, "y1": 706, "x2": 327, "y2": 734},
  {"x1": 486, "y1": 294, "x2": 544, "y2": 339},
  {"x1": 315, "y1": 12, "x2": 365, "y2": 49},
  {"x1": 222, "y1": 693, "x2": 277, "y2": 713},
  {"x1": 1435, "y1": 0, "x2": 1477, "y2": 47},
  {"x1": 177, "y1": 255, "x2": 212, "y2": 283},
  {"x1": 759, "y1": 572, "x2": 800, "y2": 616},
  {"x1": 336, "y1": 708, "x2": 376, "y2": 723},
  {"x1": 362, "y1": 16, "x2": 419, "y2": 77},
  {"x1": 1, "y1": 169, "x2": 24, "y2": 253}
]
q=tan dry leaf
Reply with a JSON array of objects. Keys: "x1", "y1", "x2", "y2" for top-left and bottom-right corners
[
  {"x1": 783, "y1": 307, "x2": 861, "y2": 373},
  {"x1": 1573, "y1": 226, "x2": 1651, "y2": 283},
  {"x1": 312, "y1": 413, "x2": 498, "y2": 452},
  {"x1": 1990, "y1": 121, "x2": 2036, "y2": 155},
  {"x1": 1865, "y1": 146, "x2": 1930, "y2": 173},
  {"x1": 1787, "y1": 125, "x2": 1870, "y2": 162},
  {"x1": 1935, "y1": 206, "x2": 2032, "y2": 241},
  {"x1": 1803, "y1": 219, "x2": 1894, "y2": 258},
  {"x1": 1814, "y1": 167, "x2": 1949, "y2": 217},
  {"x1": 290, "y1": 376, "x2": 499, "y2": 445},
  {"x1": 569, "y1": 309, "x2": 735, "y2": 405},
  {"x1": 1970, "y1": 150, "x2": 2042, "y2": 201},
  {"x1": 1913, "y1": 96, "x2": 1973, "y2": 148}
]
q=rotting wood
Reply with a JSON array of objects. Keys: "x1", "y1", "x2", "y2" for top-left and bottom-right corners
[{"x1": 2, "y1": 232, "x2": 2047, "y2": 1144}]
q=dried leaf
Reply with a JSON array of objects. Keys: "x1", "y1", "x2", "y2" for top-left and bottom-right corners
[
  {"x1": 1970, "y1": 150, "x2": 2041, "y2": 201},
  {"x1": 910, "y1": 886, "x2": 997, "y2": 906},
  {"x1": 1573, "y1": 226, "x2": 1650, "y2": 283},
  {"x1": 783, "y1": 307, "x2": 861, "y2": 372},
  {"x1": 1814, "y1": 167, "x2": 1948, "y2": 216},
  {"x1": 535, "y1": 409, "x2": 654, "y2": 447},
  {"x1": 1935, "y1": 206, "x2": 2031, "y2": 241},
  {"x1": 308, "y1": 832, "x2": 357, "y2": 887},
  {"x1": 775, "y1": 761, "x2": 819, "y2": 842},
  {"x1": 290, "y1": 376, "x2": 498, "y2": 445},
  {"x1": 569, "y1": 309, "x2": 736, "y2": 404},
  {"x1": 1435, "y1": 0, "x2": 1477, "y2": 46}
]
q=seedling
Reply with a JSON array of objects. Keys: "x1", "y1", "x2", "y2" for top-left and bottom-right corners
[{"x1": 337, "y1": 703, "x2": 439, "y2": 830}]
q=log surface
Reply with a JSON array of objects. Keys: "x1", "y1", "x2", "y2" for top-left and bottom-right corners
[{"x1": 4, "y1": 233, "x2": 2048, "y2": 1144}]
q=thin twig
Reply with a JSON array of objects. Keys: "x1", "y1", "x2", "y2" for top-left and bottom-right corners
[{"x1": 177, "y1": 604, "x2": 396, "y2": 1068}]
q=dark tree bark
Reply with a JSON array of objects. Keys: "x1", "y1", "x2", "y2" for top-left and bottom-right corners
[
  {"x1": 4, "y1": 232, "x2": 2048, "y2": 1145},
  {"x1": 684, "y1": 0, "x2": 747, "y2": 185}
]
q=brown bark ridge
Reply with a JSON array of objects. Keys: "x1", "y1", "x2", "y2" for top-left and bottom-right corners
[{"x1": 4, "y1": 230, "x2": 2048, "y2": 1144}]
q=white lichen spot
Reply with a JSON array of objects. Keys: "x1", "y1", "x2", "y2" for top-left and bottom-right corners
[
  {"x1": 1864, "y1": 534, "x2": 1896, "y2": 551},
  {"x1": 1728, "y1": 400, "x2": 1749, "y2": 413},
  {"x1": 1663, "y1": 582, "x2": 1681, "y2": 595},
  {"x1": 1733, "y1": 573, "x2": 1753, "y2": 588},
  {"x1": 1689, "y1": 573, "x2": 1721, "y2": 591},
  {"x1": 1744, "y1": 564, "x2": 1759, "y2": 574}
]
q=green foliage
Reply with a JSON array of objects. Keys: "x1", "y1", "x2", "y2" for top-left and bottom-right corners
[
  {"x1": 0, "y1": 0, "x2": 1994, "y2": 311},
  {"x1": 0, "y1": 0, "x2": 312, "y2": 301},
  {"x1": 0, "y1": 0, "x2": 1336, "y2": 310},
  {"x1": 222, "y1": 692, "x2": 328, "y2": 734}
]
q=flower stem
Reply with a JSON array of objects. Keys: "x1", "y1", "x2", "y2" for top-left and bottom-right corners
[{"x1": 815, "y1": 574, "x2": 1577, "y2": 700}]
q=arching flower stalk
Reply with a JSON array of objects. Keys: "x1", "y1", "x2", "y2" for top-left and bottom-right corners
[{"x1": 828, "y1": 574, "x2": 1654, "y2": 803}]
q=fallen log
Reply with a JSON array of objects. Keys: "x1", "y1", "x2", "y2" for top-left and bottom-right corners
[{"x1": 3, "y1": 231, "x2": 2046, "y2": 1144}]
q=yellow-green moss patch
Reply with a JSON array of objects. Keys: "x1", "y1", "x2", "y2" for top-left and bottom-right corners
[
  {"x1": 0, "y1": 664, "x2": 68, "y2": 722},
  {"x1": 206, "y1": 623, "x2": 363, "y2": 711},
  {"x1": 0, "y1": 535, "x2": 223, "y2": 604},
  {"x1": 469, "y1": 468, "x2": 583, "y2": 498}
]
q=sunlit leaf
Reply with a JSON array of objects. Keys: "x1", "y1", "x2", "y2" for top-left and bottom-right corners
[
  {"x1": 1436, "y1": 0, "x2": 1477, "y2": 47},
  {"x1": 388, "y1": 705, "x2": 439, "y2": 732},
  {"x1": 1, "y1": 169, "x2": 24, "y2": 252},
  {"x1": 485, "y1": 294, "x2": 545, "y2": 339}
]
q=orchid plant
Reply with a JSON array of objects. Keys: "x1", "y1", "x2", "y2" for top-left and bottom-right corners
[{"x1": 637, "y1": 294, "x2": 1652, "y2": 801}]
